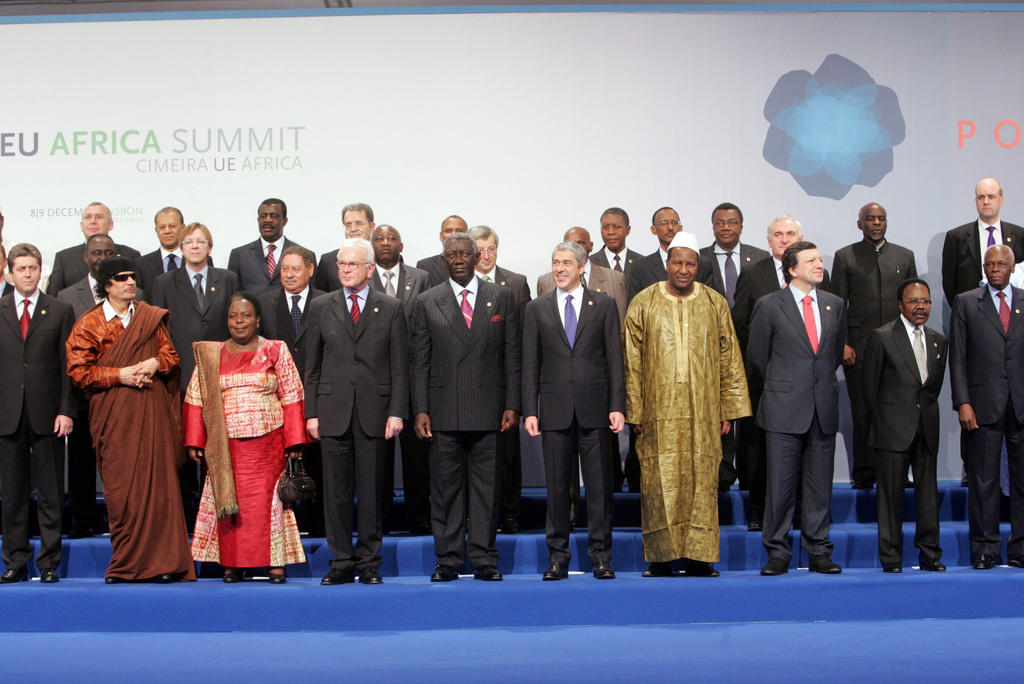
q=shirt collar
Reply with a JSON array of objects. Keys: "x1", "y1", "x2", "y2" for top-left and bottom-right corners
[
  {"x1": 102, "y1": 298, "x2": 134, "y2": 324},
  {"x1": 715, "y1": 241, "x2": 740, "y2": 255},
  {"x1": 900, "y1": 314, "x2": 920, "y2": 336},
  {"x1": 261, "y1": 236, "x2": 284, "y2": 252},
  {"x1": 286, "y1": 285, "x2": 309, "y2": 303},
  {"x1": 450, "y1": 276, "x2": 479, "y2": 297},
  {"x1": 978, "y1": 218, "x2": 1003, "y2": 231},
  {"x1": 160, "y1": 247, "x2": 182, "y2": 260},
  {"x1": 185, "y1": 263, "x2": 209, "y2": 284},
  {"x1": 17, "y1": 289, "x2": 40, "y2": 308}
]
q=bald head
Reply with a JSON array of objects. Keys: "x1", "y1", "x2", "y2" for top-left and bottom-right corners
[
  {"x1": 976, "y1": 177, "x2": 1005, "y2": 224},
  {"x1": 563, "y1": 226, "x2": 594, "y2": 255}
]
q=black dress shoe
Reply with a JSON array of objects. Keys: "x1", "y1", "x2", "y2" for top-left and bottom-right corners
[
  {"x1": 473, "y1": 565, "x2": 503, "y2": 581},
  {"x1": 0, "y1": 568, "x2": 28, "y2": 583},
  {"x1": 686, "y1": 560, "x2": 720, "y2": 577},
  {"x1": 430, "y1": 564, "x2": 458, "y2": 582},
  {"x1": 39, "y1": 568, "x2": 60, "y2": 583},
  {"x1": 543, "y1": 561, "x2": 568, "y2": 581},
  {"x1": 153, "y1": 573, "x2": 177, "y2": 583},
  {"x1": 747, "y1": 520, "x2": 763, "y2": 532},
  {"x1": 359, "y1": 568, "x2": 383, "y2": 585},
  {"x1": 760, "y1": 557, "x2": 789, "y2": 576},
  {"x1": 105, "y1": 576, "x2": 127, "y2": 584},
  {"x1": 223, "y1": 568, "x2": 245, "y2": 583},
  {"x1": 592, "y1": 561, "x2": 615, "y2": 580},
  {"x1": 642, "y1": 561, "x2": 676, "y2": 577},
  {"x1": 69, "y1": 526, "x2": 94, "y2": 539},
  {"x1": 321, "y1": 568, "x2": 354, "y2": 585},
  {"x1": 919, "y1": 559, "x2": 947, "y2": 572},
  {"x1": 1007, "y1": 558, "x2": 1024, "y2": 569},
  {"x1": 268, "y1": 571, "x2": 287, "y2": 584},
  {"x1": 501, "y1": 515, "x2": 521, "y2": 534},
  {"x1": 882, "y1": 562, "x2": 902, "y2": 573},
  {"x1": 809, "y1": 555, "x2": 842, "y2": 574},
  {"x1": 973, "y1": 555, "x2": 998, "y2": 570}
]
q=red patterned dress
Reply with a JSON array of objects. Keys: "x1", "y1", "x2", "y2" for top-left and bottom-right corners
[{"x1": 183, "y1": 338, "x2": 306, "y2": 568}]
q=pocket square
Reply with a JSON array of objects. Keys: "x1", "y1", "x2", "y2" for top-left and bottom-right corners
[{"x1": 490, "y1": 314, "x2": 503, "y2": 323}]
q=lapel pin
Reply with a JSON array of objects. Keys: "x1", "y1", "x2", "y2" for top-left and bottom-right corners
[
  {"x1": 40, "y1": 309, "x2": 46, "y2": 315},
  {"x1": 1017, "y1": 309, "x2": 1021, "y2": 315},
  {"x1": 486, "y1": 301, "x2": 492, "y2": 307},
  {"x1": 211, "y1": 286, "x2": 216, "y2": 292},
  {"x1": 588, "y1": 300, "x2": 593, "y2": 306},
  {"x1": 500, "y1": 281, "x2": 507, "y2": 286},
  {"x1": 745, "y1": 256, "x2": 751, "y2": 262},
  {"x1": 373, "y1": 307, "x2": 379, "y2": 313},
  {"x1": 826, "y1": 305, "x2": 831, "y2": 311},
  {"x1": 933, "y1": 342, "x2": 939, "y2": 347},
  {"x1": 405, "y1": 285, "x2": 411, "y2": 290},
  {"x1": 1008, "y1": 237, "x2": 1014, "y2": 243}
]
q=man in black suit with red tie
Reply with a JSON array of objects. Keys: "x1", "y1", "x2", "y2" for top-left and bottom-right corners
[
  {"x1": 227, "y1": 198, "x2": 306, "y2": 295},
  {"x1": 258, "y1": 245, "x2": 326, "y2": 536},
  {"x1": 313, "y1": 203, "x2": 376, "y2": 293},
  {"x1": 369, "y1": 225, "x2": 432, "y2": 534},
  {"x1": 305, "y1": 238, "x2": 409, "y2": 585},
  {"x1": 950, "y1": 245, "x2": 1024, "y2": 569},
  {"x1": 862, "y1": 279, "x2": 947, "y2": 573},
  {"x1": 523, "y1": 241, "x2": 624, "y2": 581},
  {"x1": 0, "y1": 243, "x2": 76, "y2": 584},
  {"x1": 411, "y1": 233, "x2": 521, "y2": 582}
]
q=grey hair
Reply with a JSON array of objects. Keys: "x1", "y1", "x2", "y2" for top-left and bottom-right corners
[
  {"x1": 766, "y1": 215, "x2": 803, "y2": 239},
  {"x1": 342, "y1": 203, "x2": 374, "y2": 223},
  {"x1": 552, "y1": 241, "x2": 587, "y2": 267},
  {"x1": 338, "y1": 237, "x2": 374, "y2": 265},
  {"x1": 443, "y1": 232, "x2": 479, "y2": 256},
  {"x1": 468, "y1": 224, "x2": 499, "y2": 247}
]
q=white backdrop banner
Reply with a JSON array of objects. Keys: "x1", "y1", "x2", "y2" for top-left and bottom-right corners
[{"x1": 2, "y1": 6, "x2": 1023, "y2": 481}]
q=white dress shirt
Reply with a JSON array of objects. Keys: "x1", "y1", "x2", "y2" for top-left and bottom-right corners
[{"x1": 789, "y1": 282, "x2": 821, "y2": 345}]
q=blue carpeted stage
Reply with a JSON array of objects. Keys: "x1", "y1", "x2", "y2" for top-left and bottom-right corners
[{"x1": 2, "y1": 483, "x2": 1024, "y2": 680}]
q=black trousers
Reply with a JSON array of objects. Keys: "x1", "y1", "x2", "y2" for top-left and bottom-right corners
[
  {"x1": 0, "y1": 407, "x2": 63, "y2": 571},
  {"x1": 845, "y1": 359, "x2": 877, "y2": 484},
  {"x1": 543, "y1": 418, "x2": 613, "y2": 566},
  {"x1": 430, "y1": 430, "x2": 499, "y2": 569},
  {"x1": 381, "y1": 423, "x2": 430, "y2": 532},
  {"x1": 498, "y1": 426, "x2": 522, "y2": 519},
  {"x1": 876, "y1": 427, "x2": 941, "y2": 566},
  {"x1": 321, "y1": 404, "x2": 385, "y2": 572},
  {"x1": 66, "y1": 403, "x2": 98, "y2": 532},
  {"x1": 763, "y1": 412, "x2": 836, "y2": 562},
  {"x1": 737, "y1": 407, "x2": 767, "y2": 524},
  {"x1": 293, "y1": 441, "x2": 325, "y2": 537},
  {"x1": 966, "y1": 408, "x2": 1024, "y2": 561}
]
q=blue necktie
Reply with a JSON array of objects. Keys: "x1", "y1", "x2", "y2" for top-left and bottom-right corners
[
  {"x1": 987, "y1": 225, "x2": 997, "y2": 247},
  {"x1": 564, "y1": 294, "x2": 577, "y2": 348},
  {"x1": 166, "y1": 254, "x2": 178, "y2": 272}
]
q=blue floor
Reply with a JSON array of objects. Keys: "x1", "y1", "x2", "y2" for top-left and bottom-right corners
[{"x1": 4, "y1": 618, "x2": 1023, "y2": 681}]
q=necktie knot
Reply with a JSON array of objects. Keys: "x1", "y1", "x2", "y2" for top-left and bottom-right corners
[{"x1": 987, "y1": 225, "x2": 997, "y2": 247}]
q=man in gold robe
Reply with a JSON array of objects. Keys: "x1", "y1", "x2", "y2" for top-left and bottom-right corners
[{"x1": 624, "y1": 231, "x2": 750, "y2": 577}]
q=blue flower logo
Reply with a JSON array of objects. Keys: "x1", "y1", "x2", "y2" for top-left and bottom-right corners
[{"x1": 763, "y1": 54, "x2": 905, "y2": 200}]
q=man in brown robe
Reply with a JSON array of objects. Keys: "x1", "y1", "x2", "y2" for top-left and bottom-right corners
[
  {"x1": 66, "y1": 256, "x2": 196, "y2": 583},
  {"x1": 624, "y1": 232, "x2": 750, "y2": 577}
]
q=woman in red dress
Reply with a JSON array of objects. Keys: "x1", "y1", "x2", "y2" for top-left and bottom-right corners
[{"x1": 183, "y1": 291, "x2": 306, "y2": 583}]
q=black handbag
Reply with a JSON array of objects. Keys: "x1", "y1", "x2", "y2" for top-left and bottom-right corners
[{"x1": 278, "y1": 457, "x2": 316, "y2": 504}]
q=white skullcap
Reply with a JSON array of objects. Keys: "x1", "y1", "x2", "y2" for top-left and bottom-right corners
[{"x1": 667, "y1": 231, "x2": 700, "y2": 254}]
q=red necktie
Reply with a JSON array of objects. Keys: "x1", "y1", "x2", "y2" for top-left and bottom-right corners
[
  {"x1": 349, "y1": 293, "x2": 360, "y2": 324},
  {"x1": 803, "y1": 295, "x2": 818, "y2": 354},
  {"x1": 266, "y1": 243, "x2": 277, "y2": 278},
  {"x1": 998, "y1": 291, "x2": 1010, "y2": 334},
  {"x1": 460, "y1": 290, "x2": 473, "y2": 328},
  {"x1": 19, "y1": 301, "x2": 30, "y2": 339}
]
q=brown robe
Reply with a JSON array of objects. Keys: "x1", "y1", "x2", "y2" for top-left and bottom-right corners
[{"x1": 66, "y1": 301, "x2": 196, "y2": 581}]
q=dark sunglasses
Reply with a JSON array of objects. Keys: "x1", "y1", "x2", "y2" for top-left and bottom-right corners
[{"x1": 111, "y1": 272, "x2": 136, "y2": 282}]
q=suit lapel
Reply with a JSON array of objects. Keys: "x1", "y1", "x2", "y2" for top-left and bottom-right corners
[
  {"x1": 354, "y1": 289, "x2": 377, "y2": 341},
  {"x1": 2, "y1": 294, "x2": 22, "y2": 338},
  {"x1": 891, "y1": 322, "x2": 923, "y2": 384},
  {"x1": 468, "y1": 281, "x2": 493, "y2": 344},
  {"x1": 574, "y1": 289, "x2": 596, "y2": 340},
  {"x1": 331, "y1": 290, "x2": 355, "y2": 338},
  {"x1": 202, "y1": 269, "x2": 224, "y2": 316},
  {"x1": 437, "y1": 286, "x2": 471, "y2": 347},
  {"x1": 543, "y1": 291, "x2": 571, "y2": 348},
  {"x1": 779, "y1": 291, "x2": 814, "y2": 355},
  {"x1": 977, "y1": 290, "x2": 1008, "y2": 339},
  {"x1": 176, "y1": 268, "x2": 202, "y2": 316},
  {"x1": 968, "y1": 225, "x2": 982, "y2": 272},
  {"x1": 924, "y1": 327, "x2": 943, "y2": 384},
  {"x1": 24, "y1": 294, "x2": 48, "y2": 341}
]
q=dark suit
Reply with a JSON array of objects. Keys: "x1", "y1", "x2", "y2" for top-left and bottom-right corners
[
  {"x1": 731, "y1": 257, "x2": 832, "y2": 523},
  {"x1": 226, "y1": 237, "x2": 305, "y2": 295},
  {"x1": 150, "y1": 266, "x2": 240, "y2": 391},
  {"x1": 259, "y1": 284, "x2": 326, "y2": 535},
  {"x1": 522, "y1": 289, "x2": 623, "y2": 566},
  {"x1": 950, "y1": 285, "x2": 1024, "y2": 562},
  {"x1": 537, "y1": 265, "x2": 626, "y2": 327},
  {"x1": 415, "y1": 253, "x2": 448, "y2": 288},
  {"x1": 626, "y1": 249, "x2": 718, "y2": 304},
  {"x1": 305, "y1": 287, "x2": 409, "y2": 573},
  {"x1": 831, "y1": 239, "x2": 917, "y2": 485},
  {"x1": 590, "y1": 247, "x2": 643, "y2": 276},
  {"x1": 748, "y1": 286, "x2": 846, "y2": 562},
  {"x1": 698, "y1": 242, "x2": 771, "y2": 303},
  {"x1": 55, "y1": 278, "x2": 102, "y2": 533},
  {"x1": 0, "y1": 292, "x2": 75, "y2": 574},
  {"x1": 487, "y1": 265, "x2": 531, "y2": 524},
  {"x1": 370, "y1": 264, "x2": 432, "y2": 532},
  {"x1": 1, "y1": 281, "x2": 13, "y2": 297},
  {"x1": 46, "y1": 241, "x2": 140, "y2": 295},
  {"x1": 135, "y1": 250, "x2": 212, "y2": 300},
  {"x1": 941, "y1": 220, "x2": 1024, "y2": 306},
  {"x1": 862, "y1": 318, "x2": 947, "y2": 566},
  {"x1": 410, "y1": 279, "x2": 521, "y2": 570}
]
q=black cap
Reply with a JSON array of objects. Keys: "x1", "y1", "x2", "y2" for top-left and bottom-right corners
[{"x1": 97, "y1": 255, "x2": 135, "y2": 283}]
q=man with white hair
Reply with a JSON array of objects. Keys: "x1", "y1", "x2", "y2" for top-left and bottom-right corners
[{"x1": 623, "y1": 231, "x2": 750, "y2": 578}]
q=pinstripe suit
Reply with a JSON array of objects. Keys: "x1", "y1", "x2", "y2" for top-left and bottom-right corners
[{"x1": 410, "y1": 278, "x2": 521, "y2": 569}]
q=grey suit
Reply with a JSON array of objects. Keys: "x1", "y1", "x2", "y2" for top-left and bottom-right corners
[
  {"x1": 410, "y1": 279, "x2": 521, "y2": 569},
  {"x1": 46, "y1": 241, "x2": 140, "y2": 295},
  {"x1": 305, "y1": 287, "x2": 409, "y2": 572},
  {"x1": 950, "y1": 285, "x2": 1024, "y2": 561},
  {"x1": 748, "y1": 286, "x2": 846, "y2": 562},
  {"x1": 56, "y1": 278, "x2": 99, "y2": 320},
  {"x1": 226, "y1": 237, "x2": 306, "y2": 295}
]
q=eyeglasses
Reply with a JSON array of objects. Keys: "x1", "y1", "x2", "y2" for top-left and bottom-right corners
[
  {"x1": 713, "y1": 220, "x2": 741, "y2": 228},
  {"x1": 477, "y1": 246, "x2": 497, "y2": 255},
  {"x1": 904, "y1": 299, "x2": 932, "y2": 306},
  {"x1": 111, "y1": 272, "x2": 136, "y2": 282},
  {"x1": 337, "y1": 261, "x2": 369, "y2": 270},
  {"x1": 182, "y1": 239, "x2": 209, "y2": 247}
]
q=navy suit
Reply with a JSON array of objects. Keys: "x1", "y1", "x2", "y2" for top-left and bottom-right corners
[
  {"x1": 410, "y1": 279, "x2": 521, "y2": 570},
  {"x1": 522, "y1": 289, "x2": 623, "y2": 567},
  {"x1": 748, "y1": 286, "x2": 846, "y2": 562},
  {"x1": 950, "y1": 285, "x2": 1024, "y2": 562},
  {"x1": 0, "y1": 292, "x2": 76, "y2": 574}
]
